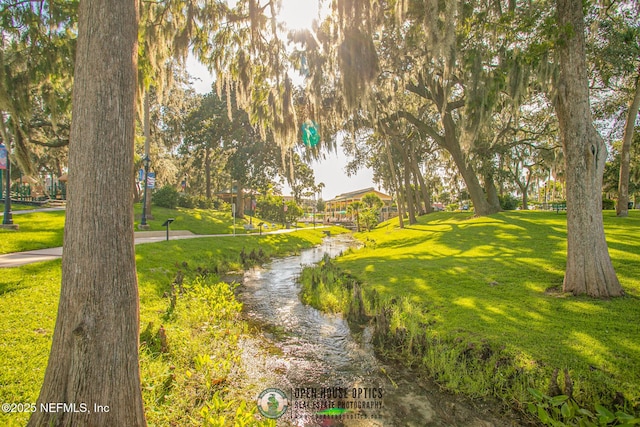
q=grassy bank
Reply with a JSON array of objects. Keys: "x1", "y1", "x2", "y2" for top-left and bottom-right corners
[
  {"x1": 300, "y1": 211, "x2": 640, "y2": 423},
  {"x1": 0, "y1": 209, "x2": 66, "y2": 254},
  {"x1": 0, "y1": 224, "x2": 344, "y2": 426},
  {"x1": 0, "y1": 204, "x2": 271, "y2": 254}
]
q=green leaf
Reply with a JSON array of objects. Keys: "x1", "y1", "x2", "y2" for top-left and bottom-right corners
[
  {"x1": 615, "y1": 412, "x2": 640, "y2": 423},
  {"x1": 595, "y1": 404, "x2": 616, "y2": 424},
  {"x1": 538, "y1": 405, "x2": 551, "y2": 424},
  {"x1": 561, "y1": 402, "x2": 573, "y2": 419},
  {"x1": 529, "y1": 387, "x2": 545, "y2": 401},
  {"x1": 621, "y1": 420, "x2": 640, "y2": 425},
  {"x1": 578, "y1": 419, "x2": 598, "y2": 427},
  {"x1": 578, "y1": 408, "x2": 595, "y2": 417},
  {"x1": 550, "y1": 395, "x2": 569, "y2": 406}
]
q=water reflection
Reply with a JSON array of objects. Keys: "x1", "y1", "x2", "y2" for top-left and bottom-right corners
[{"x1": 238, "y1": 235, "x2": 522, "y2": 427}]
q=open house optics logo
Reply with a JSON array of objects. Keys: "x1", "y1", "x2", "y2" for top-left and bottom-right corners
[
  {"x1": 257, "y1": 386, "x2": 384, "y2": 422},
  {"x1": 256, "y1": 388, "x2": 289, "y2": 419}
]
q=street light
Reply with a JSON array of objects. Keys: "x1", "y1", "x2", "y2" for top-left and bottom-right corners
[
  {"x1": 1, "y1": 142, "x2": 17, "y2": 229},
  {"x1": 140, "y1": 155, "x2": 150, "y2": 228}
]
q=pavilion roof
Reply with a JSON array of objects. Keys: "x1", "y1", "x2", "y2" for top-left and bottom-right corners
[{"x1": 330, "y1": 187, "x2": 392, "y2": 201}]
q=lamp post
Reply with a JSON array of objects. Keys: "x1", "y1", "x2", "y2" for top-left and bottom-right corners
[
  {"x1": 140, "y1": 155, "x2": 150, "y2": 229},
  {"x1": 1, "y1": 142, "x2": 17, "y2": 229}
]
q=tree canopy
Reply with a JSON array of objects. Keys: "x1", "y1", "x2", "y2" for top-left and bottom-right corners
[{"x1": 3, "y1": 0, "x2": 638, "y2": 296}]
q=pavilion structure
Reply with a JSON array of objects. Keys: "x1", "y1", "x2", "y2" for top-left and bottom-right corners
[{"x1": 324, "y1": 187, "x2": 395, "y2": 223}]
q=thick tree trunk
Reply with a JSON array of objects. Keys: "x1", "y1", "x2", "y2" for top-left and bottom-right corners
[
  {"x1": 394, "y1": 142, "x2": 417, "y2": 223},
  {"x1": 384, "y1": 139, "x2": 404, "y2": 228},
  {"x1": 403, "y1": 162, "x2": 417, "y2": 224},
  {"x1": 555, "y1": 0, "x2": 623, "y2": 297},
  {"x1": 521, "y1": 171, "x2": 533, "y2": 210},
  {"x1": 518, "y1": 179, "x2": 530, "y2": 210},
  {"x1": 412, "y1": 157, "x2": 433, "y2": 215},
  {"x1": 442, "y1": 112, "x2": 499, "y2": 216},
  {"x1": 412, "y1": 172, "x2": 425, "y2": 215},
  {"x1": 617, "y1": 68, "x2": 640, "y2": 217},
  {"x1": 395, "y1": 186, "x2": 405, "y2": 228},
  {"x1": 28, "y1": 1, "x2": 146, "y2": 426},
  {"x1": 397, "y1": 107, "x2": 499, "y2": 216},
  {"x1": 484, "y1": 171, "x2": 502, "y2": 212},
  {"x1": 408, "y1": 145, "x2": 431, "y2": 215},
  {"x1": 391, "y1": 139, "x2": 418, "y2": 223},
  {"x1": 521, "y1": 184, "x2": 529, "y2": 210},
  {"x1": 446, "y1": 137, "x2": 494, "y2": 216}
]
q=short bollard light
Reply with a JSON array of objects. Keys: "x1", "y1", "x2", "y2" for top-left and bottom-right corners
[
  {"x1": 162, "y1": 218, "x2": 175, "y2": 241},
  {"x1": 258, "y1": 222, "x2": 264, "y2": 235}
]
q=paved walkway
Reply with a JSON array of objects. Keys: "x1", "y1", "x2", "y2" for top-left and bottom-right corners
[
  {"x1": 0, "y1": 227, "x2": 314, "y2": 268},
  {"x1": 0, "y1": 230, "x2": 193, "y2": 268}
]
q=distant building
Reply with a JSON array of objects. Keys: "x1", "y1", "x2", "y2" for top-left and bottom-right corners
[{"x1": 324, "y1": 187, "x2": 395, "y2": 222}]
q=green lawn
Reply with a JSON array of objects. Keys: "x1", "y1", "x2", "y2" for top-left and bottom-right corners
[
  {"x1": 0, "y1": 202, "x2": 45, "y2": 211},
  {"x1": 133, "y1": 205, "x2": 264, "y2": 235},
  {"x1": 0, "y1": 209, "x2": 66, "y2": 254},
  {"x1": 332, "y1": 211, "x2": 640, "y2": 412},
  {"x1": 0, "y1": 223, "x2": 341, "y2": 426},
  {"x1": 0, "y1": 204, "x2": 268, "y2": 254},
  {"x1": 4, "y1": 205, "x2": 638, "y2": 423}
]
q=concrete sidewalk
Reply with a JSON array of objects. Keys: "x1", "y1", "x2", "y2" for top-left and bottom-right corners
[
  {"x1": 0, "y1": 227, "x2": 309, "y2": 268},
  {"x1": 0, "y1": 206, "x2": 66, "y2": 216},
  {"x1": 0, "y1": 230, "x2": 199, "y2": 268}
]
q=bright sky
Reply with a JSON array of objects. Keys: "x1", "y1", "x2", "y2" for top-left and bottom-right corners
[
  {"x1": 185, "y1": 0, "x2": 376, "y2": 200},
  {"x1": 309, "y1": 151, "x2": 377, "y2": 200},
  {"x1": 279, "y1": 0, "x2": 320, "y2": 31}
]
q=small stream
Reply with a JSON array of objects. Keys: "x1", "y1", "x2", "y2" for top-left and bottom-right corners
[{"x1": 236, "y1": 235, "x2": 524, "y2": 427}]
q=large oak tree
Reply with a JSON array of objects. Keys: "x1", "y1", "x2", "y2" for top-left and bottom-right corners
[
  {"x1": 555, "y1": 0, "x2": 623, "y2": 297},
  {"x1": 28, "y1": 0, "x2": 146, "y2": 425}
]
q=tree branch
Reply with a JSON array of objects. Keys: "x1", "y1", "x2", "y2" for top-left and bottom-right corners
[
  {"x1": 28, "y1": 137, "x2": 69, "y2": 148},
  {"x1": 395, "y1": 110, "x2": 445, "y2": 146}
]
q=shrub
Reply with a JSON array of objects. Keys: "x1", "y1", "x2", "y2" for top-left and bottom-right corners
[
  {"x1": 499, "y1": 194, "x2": 520, "y2": 211},
  {"x1": 360, "y1": 209, "x2": 380, "y2": 231},
  {"x1": 256, "y1": 195, "x2": 303, "y2": 224},
  {"x1": 602, "y1": 198, "x2": 615, "y2": 210},
  {"x1": 527, "y1": 388, "x2": 640, "y2": 426},
  {"x1": 176, "y1": 194, "x2": 214, "y2": 209},
  {"x1": 218, "y1": 201, "x2": 230, "y2": 212},
  {"x1": 153, "y1": 185, "x2": 180, "y2": 209},
  {"x1": 178, "y1": 194, "x2": 196, "y2": 209},
  {"x1": 195, "y1": 196, "x2": 213, "y2": 209}
]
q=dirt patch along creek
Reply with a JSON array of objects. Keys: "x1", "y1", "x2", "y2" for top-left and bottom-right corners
[{"x1": 234, "y1": 235, "x2": 526, "y2": 426}]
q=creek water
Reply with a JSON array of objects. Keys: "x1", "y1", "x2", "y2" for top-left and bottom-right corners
[{"x1": 236, "y1": 235, "x2": 524, "y2": 427}]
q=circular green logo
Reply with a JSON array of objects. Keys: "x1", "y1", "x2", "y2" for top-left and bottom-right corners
[{"x1": 256, "y1": 388, "x2": 289, "y2": 419}]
